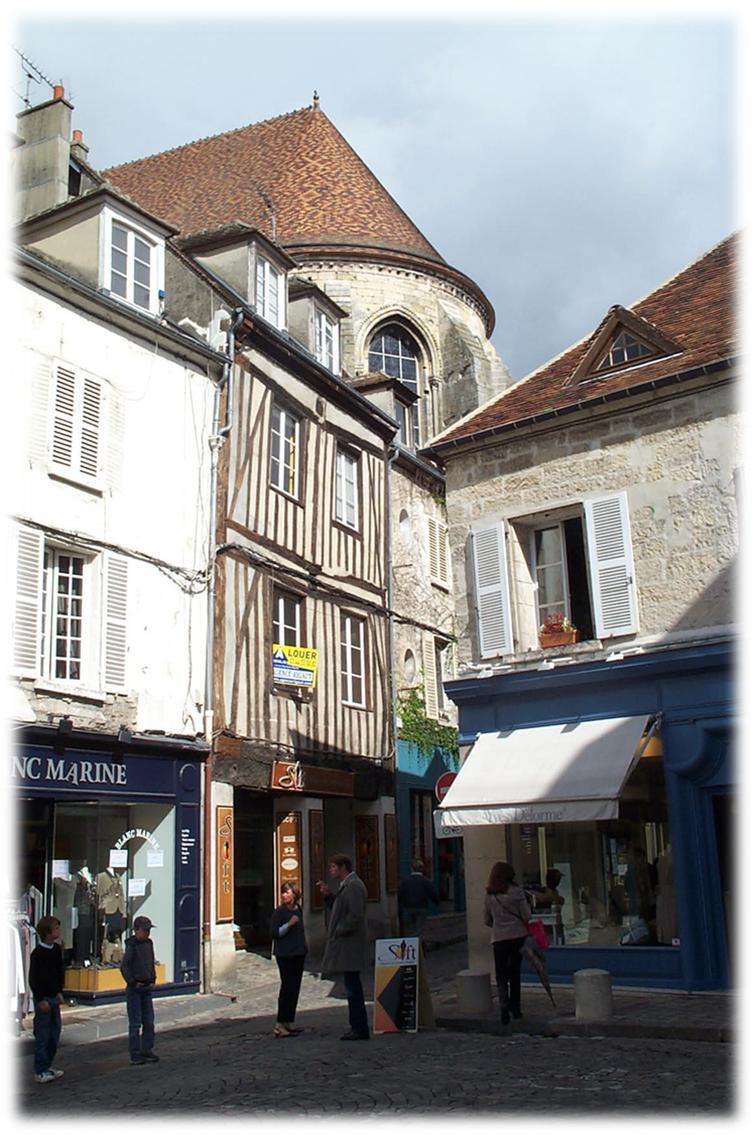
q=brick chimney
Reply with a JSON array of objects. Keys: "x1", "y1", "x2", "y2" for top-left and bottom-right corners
[
  {"x1": 70, "y1": 128, "x2": 90, "y2": 165},
  {"x1": 12, "y1": 83, "x2": 74, "y2": 222}
]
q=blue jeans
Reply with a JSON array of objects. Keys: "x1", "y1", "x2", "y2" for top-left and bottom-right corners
[
  {"x1": 343, "y1": 970, "x2": 369, "y2": 1036},
  {"x1": 126, "y1": 985, "x2": 155, "y2": 1058},
  {"x1": 33, "y1": 1001, "x2": 62, "y2": 1074}
]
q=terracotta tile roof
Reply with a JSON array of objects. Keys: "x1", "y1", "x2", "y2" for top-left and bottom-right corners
[
  {"x1": 433, "y1": 234, "x2": 738, "y2": 448},
  {"x1": 104, "y1": 105, "x2": 444, "y2": 265}
]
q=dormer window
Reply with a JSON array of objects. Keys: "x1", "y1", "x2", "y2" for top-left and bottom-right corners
[
  {"x1": 255, "y1": 255, "x2": 285, "y2": 328},
  {"x1": 315, "y1": 309, "x2": 340, "y2": 373},
  {"x1": 102, "y1": 206, "x2": 164, "y2": 315},
  {"x1": 368, "y1": 323, "x2": 422, "y2": 449},
  {"x1": 596, "y1": 331, "x2": 654, "y2": 372}
]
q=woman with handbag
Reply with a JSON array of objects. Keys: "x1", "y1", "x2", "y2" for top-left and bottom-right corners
[
  {"x1": 483, "y1": 861, "x2": 532, "y2": 1026},
  {"x1": 270, "y1": 882, "x2": 308, "y2": 1038}
]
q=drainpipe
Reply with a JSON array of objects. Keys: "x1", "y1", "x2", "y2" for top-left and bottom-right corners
[
  {"x1": 386, "y1": 444, "x2": 401, "y2": 763},
  {"x1": 202, "y1": 307, "x2": 244, "y2": 993}
]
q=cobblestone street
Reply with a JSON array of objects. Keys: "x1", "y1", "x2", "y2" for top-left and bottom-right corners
[{"x1": 15, "y1": 1011, "x2": 733, "y2": 1116}]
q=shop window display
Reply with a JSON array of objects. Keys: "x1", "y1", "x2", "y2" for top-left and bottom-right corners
[
  {"x1": 20, "y1": 799, "x2": 175, "y2": 990},
  {"x1": 508, "y1": 747, "x2": 677, "y2": 948}
]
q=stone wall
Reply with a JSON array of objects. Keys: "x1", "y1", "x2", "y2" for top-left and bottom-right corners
[{"x1": 444, "y1": 377, "x2": 740, "y2": 665}]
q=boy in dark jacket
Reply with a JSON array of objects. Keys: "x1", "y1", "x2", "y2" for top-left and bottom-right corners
[
  {"x1": 29, "y1": 915, "x2": 65, "y2": 1084},
  {"x1": 120, "y1": 915, "x2": 159, "y2": 1065}
]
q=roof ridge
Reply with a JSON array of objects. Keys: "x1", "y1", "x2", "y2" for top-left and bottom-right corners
[{"x1": 104, "y1": 104, "x2": 314, "y2": 173}]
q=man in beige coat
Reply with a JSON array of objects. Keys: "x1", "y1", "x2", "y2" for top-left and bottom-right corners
[{"x1": 317, "y1": 853, "x2": 369, "y2": 1040}]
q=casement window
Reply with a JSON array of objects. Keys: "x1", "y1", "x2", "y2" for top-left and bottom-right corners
[
  {"x1": 595, "y1": 330, "x2": 654, "y2": 372},
  {"x1": 428, "y1": 517, "x2": 449, "y2": 588},
  {"x1": 340, "y1": 613, "x2": 366, "y2": 707},
  {"x1": 107, "y1": 220, "x2": 161, "y2": 313},
  {"x1": 335, "y1": 447, "x2": 359, "y2": 530},
  {"x1": 12, "y1": 525, "x2": 128, "y2": 689},
  {"x1": 272, "y1": 590, "x2": 302, "y2": 648},
  {"x1": 48, "y1": 361, "x2": 102, "y2": 486},
  {"x1": 315, "y1": 310, "x2": 340, "y2": 374},
  {"x1": 256, "y1": 256, "x2": 285, "y2": 328},
  {"x1": 470, "y1": 491, "x2": 638, "y2": 658},
  {"x1": 422, "y1": 634, "x2": 450, "y2": 720},
  {"x1": 270, "y1": 404, "x2": 301, "y2": 498}
]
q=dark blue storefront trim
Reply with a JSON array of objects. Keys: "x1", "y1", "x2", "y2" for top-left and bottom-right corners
[
  {"x1": 396, "y1": 741, "x2": 465, "y2": 912},
  {"x1": 445, "y1": 639, "x2": 736, "y2": 991},
  {"x1": 12, "y1": 726, "x2": 207, "y2": 1002}
]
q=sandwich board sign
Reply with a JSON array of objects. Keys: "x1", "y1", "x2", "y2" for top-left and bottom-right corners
[{"x1": 373, "y1": 937, "x2": 419, "y2": 1033}]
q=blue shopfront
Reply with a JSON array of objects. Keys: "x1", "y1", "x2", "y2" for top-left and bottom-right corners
[
  {"x1": 441, "y1": 641, "x2": 735, "y2": 990},
  {"x1": 13, "y1": 725, "x2": 206, "y2": 1002},
  {"x1": 396, "y1": 740, "x2": 465, "y2": 913}
]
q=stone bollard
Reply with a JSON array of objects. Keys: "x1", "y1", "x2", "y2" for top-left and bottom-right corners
[
  {"x1": 456, "y1": 969, "x2": 493, "y2": 1015},
  {"x1": 573, "y1": 968, "x2": 614, "y2": 1020}
]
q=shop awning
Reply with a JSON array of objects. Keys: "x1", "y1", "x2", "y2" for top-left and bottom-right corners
[{"x1": 435, "y1": 715, "x2": 650, "y2": 831}]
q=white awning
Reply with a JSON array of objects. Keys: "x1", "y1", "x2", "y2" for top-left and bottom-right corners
[{"x1": 435, "y1": 715, "x2": 650, "y2": 831}]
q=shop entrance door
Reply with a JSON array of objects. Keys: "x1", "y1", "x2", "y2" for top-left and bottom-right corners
[
  {"x1": 712, "y1": 792, "x2": 734, "y2": 982},
  {"x1": 234, "y1": 792, "x2": 274, "y2": 950}
]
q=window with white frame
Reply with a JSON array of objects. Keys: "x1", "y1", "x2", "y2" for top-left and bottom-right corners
[
  {"x1": 315, "y1": 309, "x2": 340, "y2": 373},
  {"x1": 340, "y1": 613, "x2": 366, "y2": 706},
  {"x1": 13, "y1": 526, "x2": 128, "y2": 689},
  {"x1": 428, "y1": 517, "x2": 449, "y2": 588},
  {"x1": 270, "y1": 404, "x2": 301, "y2": 498},
  {"x1": 256, "y1": 256, "x2": 285, "y2": 328},
  {"x1": 335, "y1": 447, "x2": 359, "y2": 530},
  {"x1": 108, "y1": 219, "x2": 160, "y2": 312},
  {"x1": 49, "y1": 361, "x2": 102, "y2": 486},
  {"x1": 272, "y1": 589, "x2": 302, "y2": 648},
  {"x1": 470, "y1": 491, "x2": 638, "y2": 658}
]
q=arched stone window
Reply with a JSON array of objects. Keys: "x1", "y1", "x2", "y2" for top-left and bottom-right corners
[{"x1": 368, "y1": 322, "x2": 423, "y2": 449}]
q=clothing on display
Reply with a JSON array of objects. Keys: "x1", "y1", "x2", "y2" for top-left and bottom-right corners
[
  {"x1": 95, "y1": 869, "x2": 126, "y2": 915},
  {"x1": 73, "y1": 869, "x2": 97, "y2": 964},
  {"x1": 52, "y1": 877, "x2": 77, "y2": 951}
]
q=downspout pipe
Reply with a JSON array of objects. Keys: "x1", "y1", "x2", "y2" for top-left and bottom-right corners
[
  {"x1": 202, "y1": 307, "x2": 244, "y2": 993},
  {"x1": 386, "y1": 443, "x2": 400, "y2": 765}
]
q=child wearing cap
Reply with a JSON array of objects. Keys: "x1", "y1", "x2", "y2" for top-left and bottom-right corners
[
  {"x1": 29, "y1": 915, "x2": 65, "y2": 1084},
  {"x1": 120, "y1": 916, "x2": 159, "y2": 1066}
]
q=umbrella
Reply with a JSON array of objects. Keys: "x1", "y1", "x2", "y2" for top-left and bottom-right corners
[{"x1": 520, "y1": 936, "x2": 557, "y2": 1009}]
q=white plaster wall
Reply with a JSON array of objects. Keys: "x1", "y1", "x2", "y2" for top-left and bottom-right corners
[
  {"x1": 12, "y1": 279, "x2": 215, "y2": 735},
  {"x1": 207, "y1": 779, "x2": 237, "y2": 992}
]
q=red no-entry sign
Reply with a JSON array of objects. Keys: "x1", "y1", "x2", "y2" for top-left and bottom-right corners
[{"x1": 434, "y1": 771, "x2": 457, "y2": 803}]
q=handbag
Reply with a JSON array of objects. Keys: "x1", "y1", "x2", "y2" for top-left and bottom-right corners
[{"x1": 495, "y1": 894, "x2": 549, "y2": 950}]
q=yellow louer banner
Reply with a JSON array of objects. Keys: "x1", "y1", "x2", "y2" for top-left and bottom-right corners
[{"x1": 272, "y1": 644, "x2": 318, "y2": 689}]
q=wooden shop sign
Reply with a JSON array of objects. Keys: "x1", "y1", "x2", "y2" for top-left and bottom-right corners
[
  {"x1": 276, "y1": 810, "x2": 302, "y2": 892},
  {"x1": 271, "y1": 759, "x2": 354, "y2": 797},
  {"x1": 216, "y1": 806, "x2": 234, "y2": 924}
]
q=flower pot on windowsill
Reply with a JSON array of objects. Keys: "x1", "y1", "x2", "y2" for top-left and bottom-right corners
[{"x1": 538, "y1": 630, "x2": 580, "y2": 648}]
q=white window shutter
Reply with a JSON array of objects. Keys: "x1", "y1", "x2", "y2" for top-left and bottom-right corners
[
  {"x1": 471, "y1": 523, "x2": 513, "y2": 657},
  {"x1": 29, "y1": 356, "x2": 51, "y2": 465},
  {"x1": 422, "y1": 634, "x2": 439, "y2": 720},
  {"x1": 104, "y1": 386, "x2": 125, "y2": 492},
  {"x1": 14, "y1": 526, "x2": 44, "y2": 675},
  {"x1": 51, "y1": 363, "x2": 77, "y2": 471},
  {"x1": 79, "y1": 376, "x2": 101, "y2": 479},
  {"x1": 103, "y1": 553, "x2": 128, "y2": 688},
  {"x1": 584, "y1": 492, "x2": 638, "y2": 638},
  {"x1": 428, "y1": 518, "x2": 439, "y2": 582},
  {"x1": 438, "y1": 522, "x2": 449, "y2": 586}
]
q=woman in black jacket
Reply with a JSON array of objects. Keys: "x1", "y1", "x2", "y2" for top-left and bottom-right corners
[{"x1": 270, "y1": 882, "x2": 308, "y2": 1037}]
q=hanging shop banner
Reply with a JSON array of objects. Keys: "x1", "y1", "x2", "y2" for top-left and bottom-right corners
[
  {"x1": 216, "y1": 806, "x2": 234, "y2": 923},
  {"x1": 272, "y1": 644, "x2": 318, "y2": 688},
  {"x1": 276, "y1": 811, "x2": 302, "y2": 891},
  {"x1": 373, "y1": 937, "x2": 419, "y2": 1034}
]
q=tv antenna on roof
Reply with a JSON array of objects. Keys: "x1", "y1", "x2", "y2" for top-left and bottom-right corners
[{"x1": 11, "y1": 44, "x2": 55, "y2": 109}]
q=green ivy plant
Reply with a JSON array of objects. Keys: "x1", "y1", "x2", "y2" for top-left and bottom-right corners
[{"x1": 396, "y1": 687, "x2": 459, "y2": 766}]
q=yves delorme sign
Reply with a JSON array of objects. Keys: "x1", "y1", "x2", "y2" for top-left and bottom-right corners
[{"x1": 272, "y1": 643, "x2": 318, "y2": 688}]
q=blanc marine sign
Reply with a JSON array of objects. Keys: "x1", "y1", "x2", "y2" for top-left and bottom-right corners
[{"x1": 272, "y1": 644, "x2": 318, "y2": 688}]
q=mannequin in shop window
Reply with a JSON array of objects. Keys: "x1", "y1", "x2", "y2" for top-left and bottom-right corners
[
  {"x1": 95, "y1": 866, "x2": 126, "y2": 964},
  {"x1": 72, "y1": 867, "x2": 96, "y2": 965}
]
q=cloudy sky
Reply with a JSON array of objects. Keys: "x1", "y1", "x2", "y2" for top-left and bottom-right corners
[{"x1": 10, "y1": 8, "x2": 737, "y2": 380}]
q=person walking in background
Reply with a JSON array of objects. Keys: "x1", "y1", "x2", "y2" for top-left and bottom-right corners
[
  {"x1": 317, "y1": 853, "x2": 370, "y2": 1040},
  {"x1": 28, "y1": 915, "x2": 65, "y2": 1084},
  {"x1": 484, "y1": 861, "x2": 531, "y2": 1026},
  {"x1": 398, "y1": 858, "x2": 439, "y2": 939},
  {"x1": 270, "y1": 881, "x2": 308, "y2": 1038},
  {"x1": 120, "y1": 915, "x2": 159, "y2": 1066}
]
